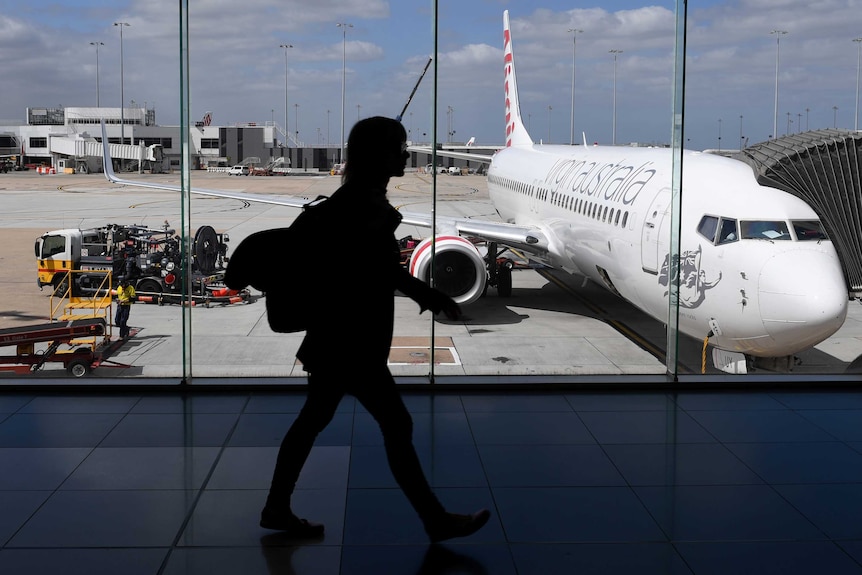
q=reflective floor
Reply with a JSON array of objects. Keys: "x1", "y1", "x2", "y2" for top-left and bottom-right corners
[{"x1": 2, "y1": 389, "x2": 862, "y2": 574}]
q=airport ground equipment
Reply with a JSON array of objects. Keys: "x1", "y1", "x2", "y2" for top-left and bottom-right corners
[
  {"x1": 0, "y1": 318, "x2": 130, "y2": 377},
  {"x1": 35, "y1": 221, "x2": 249, "y2": 305}
]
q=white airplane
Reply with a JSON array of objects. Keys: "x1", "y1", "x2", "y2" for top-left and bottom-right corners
[{"x1": 101, "y1": 9, "x2": 849, "y2": 374}]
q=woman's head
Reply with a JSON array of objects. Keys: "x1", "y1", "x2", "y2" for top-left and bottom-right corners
[{"x1": 343, "y1": 116, "x2": 408, "y2": 184}]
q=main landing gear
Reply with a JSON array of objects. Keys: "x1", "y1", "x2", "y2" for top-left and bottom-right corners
[{"x1": 485, "y1": 242, "x2": 514, "y2": 297}]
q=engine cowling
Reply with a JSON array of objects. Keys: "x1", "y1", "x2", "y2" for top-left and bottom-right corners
[{"x1": 408, "y1": 235, "x2": 487, "y2": 305}]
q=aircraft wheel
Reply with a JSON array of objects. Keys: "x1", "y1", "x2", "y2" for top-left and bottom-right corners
[{"x1": 67, "y1": 359, "x2": 90, "y2": 378}]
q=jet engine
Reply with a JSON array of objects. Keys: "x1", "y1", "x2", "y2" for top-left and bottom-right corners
[{"x1": 408, "y1": 236, "x2": 487, "y2": 305}]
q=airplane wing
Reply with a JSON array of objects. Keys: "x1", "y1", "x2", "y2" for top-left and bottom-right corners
[
  {"x1": 407, "y1": 145, "x2": 495, "y2": 164},
  {"x1": 100, "y1": 123, "x2": 313, "y2": 210},
  {"x1": 398, "y1": 209, "x2": 549, "y2": 255},
  {"x1": 101, "y1": 123, "x2": 525, "y2": 246},
  {"x1": 100, "y1": 122, "x2": 547, "y2": 295}
]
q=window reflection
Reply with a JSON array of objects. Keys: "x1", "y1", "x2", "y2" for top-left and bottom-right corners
[
  {"x1": 718, "y1": 218, "x2": 738, "y2": 244},
  {"x1": 792, "y1": 220, "x2": 829, "y2": 241},
  {"x1": 740, "y1": 220, "x2": 791, "y2": 240}
]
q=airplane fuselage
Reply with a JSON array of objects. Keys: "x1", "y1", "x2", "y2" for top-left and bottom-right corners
[{"x1": 487, "y1": 143, "x2": 849, "y2": 358}]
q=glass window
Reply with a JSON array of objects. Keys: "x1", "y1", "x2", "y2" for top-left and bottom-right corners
[
  {"x1": 40, "y1": 234, "x2": 66, "y2": 258},
  {"x1": 697, "y1": 215, "x2": 719, "y2": 243},
  {"x1": 740, "y1": 220, "x2": 791, "y2": 240},
  {"x1": 793, "y1": 220, "x2": 829, "y2": 240},
  {"x1": 718, "y1": 218, "x2": 738, "y2": 244},
  {"x1": 6, "y1": 3, "x2": 858, "y2": 386}
]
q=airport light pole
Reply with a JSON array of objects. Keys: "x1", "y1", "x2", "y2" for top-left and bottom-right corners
[
  {"x1": 337, "y1": 22, "x2": 352, "y2": 164},
  {"x1": 294, "y1": 103, "x2": 300, "y2": 144},
  {"x1": 739, "y1": 115, "x2": 744, "y2": 148},
  {"x1": 114, "y1": 22, "x2": 130, "y2": 148},
  {"x1": 854, "y1": 38, "x2": 862, "y2": 131},
  {"x1": 770, "y1": 30, "x2": 787, "y2": 141},
  {"x1": 279, "y1": 43, "x2": 293, "y2": 146},
  {"x1": 89, "y1": 41, "x2": 104, "y2": 107},
  {"x1": 568, "y1": 28, "x2": 582, "y2": 145},
  {"x1": 446, "y1": 106, "x2": 454, "y2": 142},
  {"x1": 609, "y1": 49, "x2": 623, "y2": 146},
  {"x1": 833, "y1": 105, "x2": 839, "y2": 128},
  {"x1": 547, "y1": 105, "x2": 553, "y2": 144}
]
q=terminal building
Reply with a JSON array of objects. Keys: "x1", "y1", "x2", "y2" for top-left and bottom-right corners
[{"x1": 0, "y1": 105, "x2": 497, "y2": 175}]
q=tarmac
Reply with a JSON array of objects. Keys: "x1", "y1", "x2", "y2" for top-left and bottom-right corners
[{"x1": 1, "y1": 169, "x2": 860, "y2": 382}]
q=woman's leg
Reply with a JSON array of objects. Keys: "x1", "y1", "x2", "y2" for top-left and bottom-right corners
[
  {"x1": 350, "y1": 367, "x2": 491, "y2": 542},
  {"x1": 349, "y1": 367, "x2": 446, "y2": 523},
  {"x1": 263, "y1": 373, "x2": 344, "y2": 515}
]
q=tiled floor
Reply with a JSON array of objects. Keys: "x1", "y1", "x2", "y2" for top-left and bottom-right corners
[{"x1": 2, "y1": 389, "x2": 862, "y2": 574}]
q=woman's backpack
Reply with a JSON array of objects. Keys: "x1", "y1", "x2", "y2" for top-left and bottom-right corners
[{"x1": 224, "y1": 195, "x2": 328, "y2": 332}]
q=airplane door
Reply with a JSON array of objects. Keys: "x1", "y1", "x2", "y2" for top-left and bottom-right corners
[{"x1": 640, "y1": 188, "x2": 671, "y2": 274}]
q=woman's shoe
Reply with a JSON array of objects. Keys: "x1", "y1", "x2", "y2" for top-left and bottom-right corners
[
  {"x1": 425, "y1": 509, "x2": 491, "y2": 542},
  {"x1": 259, "y1": 508, "x2": 325, "y2": 538}
]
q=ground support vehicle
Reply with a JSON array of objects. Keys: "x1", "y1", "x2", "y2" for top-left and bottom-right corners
[
  {"x1": 0, "y1": 318, "x2": 132, "y2": 377},
  {"x1": 228, "y1": 165, "x2": 250, "y2": 176},
  {"x1": 36, "y1": 222, "x2": 245, "y2": 304}
]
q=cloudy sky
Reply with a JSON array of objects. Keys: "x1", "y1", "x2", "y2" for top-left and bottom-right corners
[{"x1": 2, "y1": 0, "x2": 860, "y2": 151}]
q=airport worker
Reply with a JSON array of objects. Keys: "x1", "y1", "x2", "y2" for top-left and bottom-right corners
[
  {"x1": 260, "y1": 116, "x2": 491, "y2": 543},
  {"x1": 115, "y1": 278, "x2": 136, "y2": 339}
]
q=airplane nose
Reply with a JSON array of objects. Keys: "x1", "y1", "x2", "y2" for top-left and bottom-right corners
[{"x1": 758, "y1": 249, "x2": 848, "y2": 354}]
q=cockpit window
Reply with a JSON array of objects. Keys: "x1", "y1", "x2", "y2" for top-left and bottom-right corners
[
  {"x1": 717, "y1": 218, "x2": 738, "y2": 245},
  {"x1": 697, "y1": 215, "x2": 719, "y2": 243},
  {"x1": 740, "y1": 220, "x2": 791, "y2": 240},
  {"x1": 792, "y1": 220, "x2": 829, "y2": 241}
]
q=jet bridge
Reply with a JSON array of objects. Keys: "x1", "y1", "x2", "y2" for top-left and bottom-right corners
[
  {"x1": 49, "y1": 137, "x2": 163, "y2": 174},
  {"x1": 733, "y1": 129, "x2": 862, "y2": 294}
]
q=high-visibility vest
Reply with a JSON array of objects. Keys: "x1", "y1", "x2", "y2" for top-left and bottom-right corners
[{"x1": 117, "y1": 284, "x2": 136, "y2": 305}]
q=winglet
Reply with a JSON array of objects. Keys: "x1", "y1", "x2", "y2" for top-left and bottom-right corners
[
  {"x1": 100, "y1": 120, "x2": 119, "y2": 184},
  {"x1": 503, "y1": 10, "x2": 533, "y2": 148}
]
